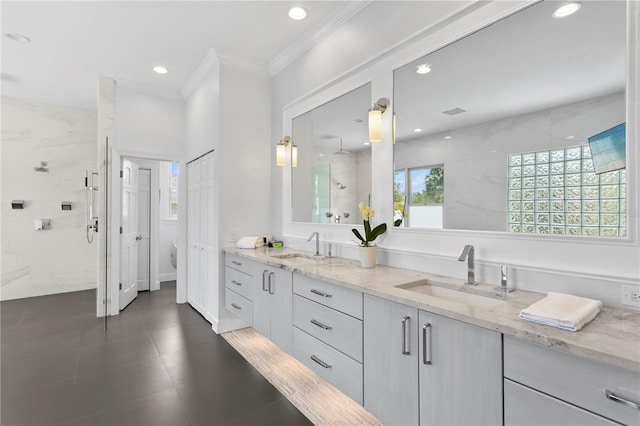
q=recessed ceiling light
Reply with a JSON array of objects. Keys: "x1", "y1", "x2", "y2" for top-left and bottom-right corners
[
  {"x1": 416, "y1": 64, "x2": 432, "y2": 74},
  {"x1": 414, "y1": 128, "x2": 423, "y2": 133},
  {"x1": 288, "y1": 6, "x2": 307, "y2": 20},
  {"x1": 363, "y1": 142, "x2": 371, "y2": 146},
  {"x1": 444, "y1": 135, "x2": 453, "y2": 140},
  {"x1": 6, "y1": 33, "x2": 31, "y2": 43},
  {"x1": 565, "y1": 135, "x2": 575, "y2": 140},
  {"x1": 552, "y1": 2, "x2": 581, "y2": 18},
  {"x1": 153, "y1": 66, "x2": 168, "y2": 74}
]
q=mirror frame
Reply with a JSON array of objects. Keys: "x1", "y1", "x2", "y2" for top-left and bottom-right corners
[{"x1": 281, "y1": 0, "x2": 638, "y2": 253}]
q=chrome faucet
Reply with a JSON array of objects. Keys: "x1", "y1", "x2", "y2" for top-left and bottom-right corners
[
  {"x1": 458, "y1": 245, "x2": 477, "y2": 286},
  {"x1": 308, "y1": 231, "x2": 320, "y2": 256},
  {"x1": 495, "y1": 265, "x2": 515, "y2": 293}
]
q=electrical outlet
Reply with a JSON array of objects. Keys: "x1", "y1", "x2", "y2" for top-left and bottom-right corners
[
  {"x1": 621, "y1": 285, "x2": 640, "y2": 308},
  {"x1": 230, "y1": 230, "x2": 238, "y2": 243}
]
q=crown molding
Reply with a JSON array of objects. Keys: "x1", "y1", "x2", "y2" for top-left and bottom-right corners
[
  {"x1": 215, "y1": 49, "x2": 270, "y2": 77},
  {"x1": 268, "y1": 0, "x2": 372, "y2": 76},
  {"x1": 181, "y1": 48, "x2": 220, "y2": 99}
]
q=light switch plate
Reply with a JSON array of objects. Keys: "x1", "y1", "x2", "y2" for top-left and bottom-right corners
[{"x1": 621, "y1": 285, "x2": 640, "y2": 308}]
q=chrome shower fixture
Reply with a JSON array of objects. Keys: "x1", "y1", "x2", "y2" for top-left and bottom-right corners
[
  {"x1": 34, "y1": 161, "x2": 49, "y2": 172},
  {"x1": 85, "y1": 170, "x2": 99, "y2": 243}
]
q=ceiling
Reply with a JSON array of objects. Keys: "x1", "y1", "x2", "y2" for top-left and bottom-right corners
[{"x1": 1, "y1": 1, "x2": 365, "y2": 111}]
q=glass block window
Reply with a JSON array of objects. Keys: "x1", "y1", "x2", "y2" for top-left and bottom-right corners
[{"x1": 508, "y1": 145, "x2": 626, "y2": 237}]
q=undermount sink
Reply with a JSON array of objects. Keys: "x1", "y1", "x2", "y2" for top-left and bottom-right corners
[
  {"x1": 395, "y1": 279, "x2": 505, "y2": 308},
  {"x1": 271, "y1": 253, "x2": 323, "y2": 260}
]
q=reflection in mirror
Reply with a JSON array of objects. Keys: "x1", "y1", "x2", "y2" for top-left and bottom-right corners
[
  {"x1": 393, "y1": 1, "x2": 627, "y2": 237},
  {"x1": 292, "y1": 83, "x2": 372, "y2": 224}
]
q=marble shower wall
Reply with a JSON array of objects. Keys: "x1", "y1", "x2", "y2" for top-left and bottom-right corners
[{"x1": 1, "y1": 96, "x2": 98, "y2": 300}]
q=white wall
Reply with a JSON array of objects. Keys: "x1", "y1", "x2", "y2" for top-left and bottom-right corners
[
  {"x1": 183, "y1": 52, "x2": 271, "y2": 332},
  {"x1": 115, "y1": 85, "x2": 185, "y2": 160},
  {"x1": 271, "y1": 1, "x2": 639, "y2": 308},
  {"x1": 1, "y1": 97, "x2": 98, "y2": 300}
]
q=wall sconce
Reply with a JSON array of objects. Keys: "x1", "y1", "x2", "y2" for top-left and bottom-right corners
[
  {"x1": 291, "y1": 143, "x2": 298, "y2": 168},
  {"x1": 368, "y1": 98, "x2": 390, "y2": 143},
  {"x1": 276, "y1": 136, "x2": 297, "y2": 167}
]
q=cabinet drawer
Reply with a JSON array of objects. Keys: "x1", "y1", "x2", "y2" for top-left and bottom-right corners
[
  {"x1": 504, "y1": 336, "x2": 640, "y2": 426},
  {"x1": 505, "y1": 379, "x2": 617, "y2": 426},
  {"x1": 293, "y1": 327, "x2": 363, "y2": 405},
  {"x1": 225, "y1": 288, "x2": 253, "y2": 326},
  {"x1": 293, "y1": 294, "x2": 363, "y2": 363},
  {"x1": 225, "y1": 254, "x2": 254, "y2": 276},
  {"x1": 225, "y1": 266, "x2": 254, "y2": 301},
  {"x1": 293, "y1": 274, "x2": 363, "y2": 319}
]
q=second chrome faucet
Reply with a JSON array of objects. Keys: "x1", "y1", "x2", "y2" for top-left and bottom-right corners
[{"x1": 458, "y1": 245, "x2": 477, "y2": 286}]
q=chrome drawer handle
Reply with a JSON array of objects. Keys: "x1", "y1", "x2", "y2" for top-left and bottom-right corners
[
  {"x1": 231, "y1": 280, "x2": 242, "y2": 286},
  {"x1": 402, "y1": 316, "x2": 410, "y2": 355},
  {"x1": 311, "y1": 355, "x2": 332, "y2": 369},
  {"x1": 231, "y1": 260, "x2": 242, "y2": 266},
  {"x1": 310, "y1": 289, "x2": 332, "y2": 298},
  {"x1": 423, "y1": 323, "x2": 432, "y2": 365},
  {"x1": 231, "y1": 303, "x2": 241, "y2": 310},
  {"x1": 606, "y1": 389, "x2": 640, "y2": 410},
  {"x1": 262, "y1": 270, "x2": 269, "y2": 292},
  {"x1": 311, "y1": 319, "x2": 332, "y2": 330}
]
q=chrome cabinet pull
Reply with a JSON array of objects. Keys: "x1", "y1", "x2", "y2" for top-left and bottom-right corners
[
  {"x1": 310, "y1": 289, "x2": 332, "y2": 298},
  {"x1": 231, "y1": 280, "x2": 241, "y2": 286},
  {"x1": 311, "y1": 355, "x2": 332, "y2": 369},
  {"x1": 268, "y1": 272, "x2": 275, "y2": 294},
  {"x1": 311, "y1": 319, "x2": 332, "y2": 330},
  {"x1": 231, "y1": 260, "x2": 242, "y2": 266},
  {"x1": 262, "y1": 270, "x2": 268, "y2": 292},
  {"x1": 606, "y1": 389, "x2": 640, "y2": 410},
  {"x1": 231, "y1": 303, "x2": 241, "y2": 310},
  {"x1": 402, "y1": 316, "x2": 410, "y2": 355},
  {"x1": 423, "y1": 323, "x2": 432, "y2": 365}
]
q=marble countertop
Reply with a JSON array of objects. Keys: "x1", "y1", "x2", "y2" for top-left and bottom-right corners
[{"x1": 224, "y1": 247, "x2": 640, "y2": 372}]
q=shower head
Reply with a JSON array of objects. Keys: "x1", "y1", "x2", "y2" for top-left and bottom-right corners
[
  {"x1": 34, "y1": 161, "x2": 49, "y2": 172},
  {"x1": 333, "y1": 138, "x2": 350, "y2": 155}
]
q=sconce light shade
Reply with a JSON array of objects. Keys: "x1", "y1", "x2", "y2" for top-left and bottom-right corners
[
  {"x1": 368, "y1": 98, "x2": 389, "y2": 143},
  {"x1": 291, "y1": 144, "x2": 298, "y2": 168},
  {"x1": 368, "y1": 110, "x2": 382, "y2": 143},
  {"x1": 276, "y1": 143, "x2": 286, "y2": 166},
  {"x1": 276, "y1": 136, "x2": 291, "y2": 167}
]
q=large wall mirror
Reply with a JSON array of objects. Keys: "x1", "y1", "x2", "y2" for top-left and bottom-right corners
[
  {"x1": 393, "y1": 1, "x2": 627, "y2": 237},
  {"x1": 292, "y1": 83, "x2": 371, "y2": 225}
]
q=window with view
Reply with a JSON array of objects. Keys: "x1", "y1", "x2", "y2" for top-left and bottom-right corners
[
  {"x1": 394, "y1": 165, "x2": 444, "y2": 228},
  {"x1": 507, "y1": 145, "x2": 625, "y2": 236}
]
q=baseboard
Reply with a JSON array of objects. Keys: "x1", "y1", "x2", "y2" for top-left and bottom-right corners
[
  {"x1": 212, "y1": 316, "x2": 251, "y2": 334},
  {"x1": 159, "y1": 272, "x2": 176, "y2": 282}
]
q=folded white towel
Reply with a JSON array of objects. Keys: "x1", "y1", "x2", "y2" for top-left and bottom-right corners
[
  {"x1": 236, "y1": 236, "x2": 264, "y2": 249},
  {"x1": 519, "y1": 292, "x2": 602, "y2": 332}
]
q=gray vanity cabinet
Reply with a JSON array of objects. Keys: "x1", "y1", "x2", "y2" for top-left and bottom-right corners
[
  {"x1": 253, "y1": 266, "x2": 293, "y2": 353},
  {"x1": 504, "y1": 336, "x2": 640, "y2": 426},
  {"x1": 364, "y1": 294, "x2": 420, "y2": 426},
  {"x1": 418, "y1": 310, "x2": 502, "y2": 425}
]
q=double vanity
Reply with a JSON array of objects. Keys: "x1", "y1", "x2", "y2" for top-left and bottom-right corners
[{"x1": 223, "y1": 247, "x2": 640, "y2": 426}]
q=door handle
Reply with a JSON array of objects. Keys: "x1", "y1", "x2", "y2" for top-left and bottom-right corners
[
  {"x1": 268, "y1": 272, "x2": 275, "y2": 294},
  {"x1": 402, "y1": 316, "x2": 410, "y2": 355},
  {"x1": 262, "y1": 270, "x2": 268, "y2": 292},
  {"x1": 423, "y1": 323, "x2": 432, "y2": 365},
  {"x1": 135, "y1": 235, "x2": 142, "y2": 241}
]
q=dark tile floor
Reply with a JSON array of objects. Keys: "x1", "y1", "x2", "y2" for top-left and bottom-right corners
[{"x1": 0, "y1": 282, "x2": 312, "y2": 426}]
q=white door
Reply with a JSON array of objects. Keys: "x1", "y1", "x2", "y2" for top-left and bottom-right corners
[
  {"x1": 136, "y1": 168, "x2": 151, "y2": 291},
  {"x1": 120, "y1": 159, "x2": 139, "y2": 310}
]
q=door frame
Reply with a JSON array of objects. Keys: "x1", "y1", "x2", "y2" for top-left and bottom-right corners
[{"x1": 107, "y1": 149, "x2": 180, "y2": 316}]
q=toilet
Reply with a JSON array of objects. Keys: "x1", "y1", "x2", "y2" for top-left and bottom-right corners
[{"x1": 170, "y1": 240, "x2": 177, "y2": 269}]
